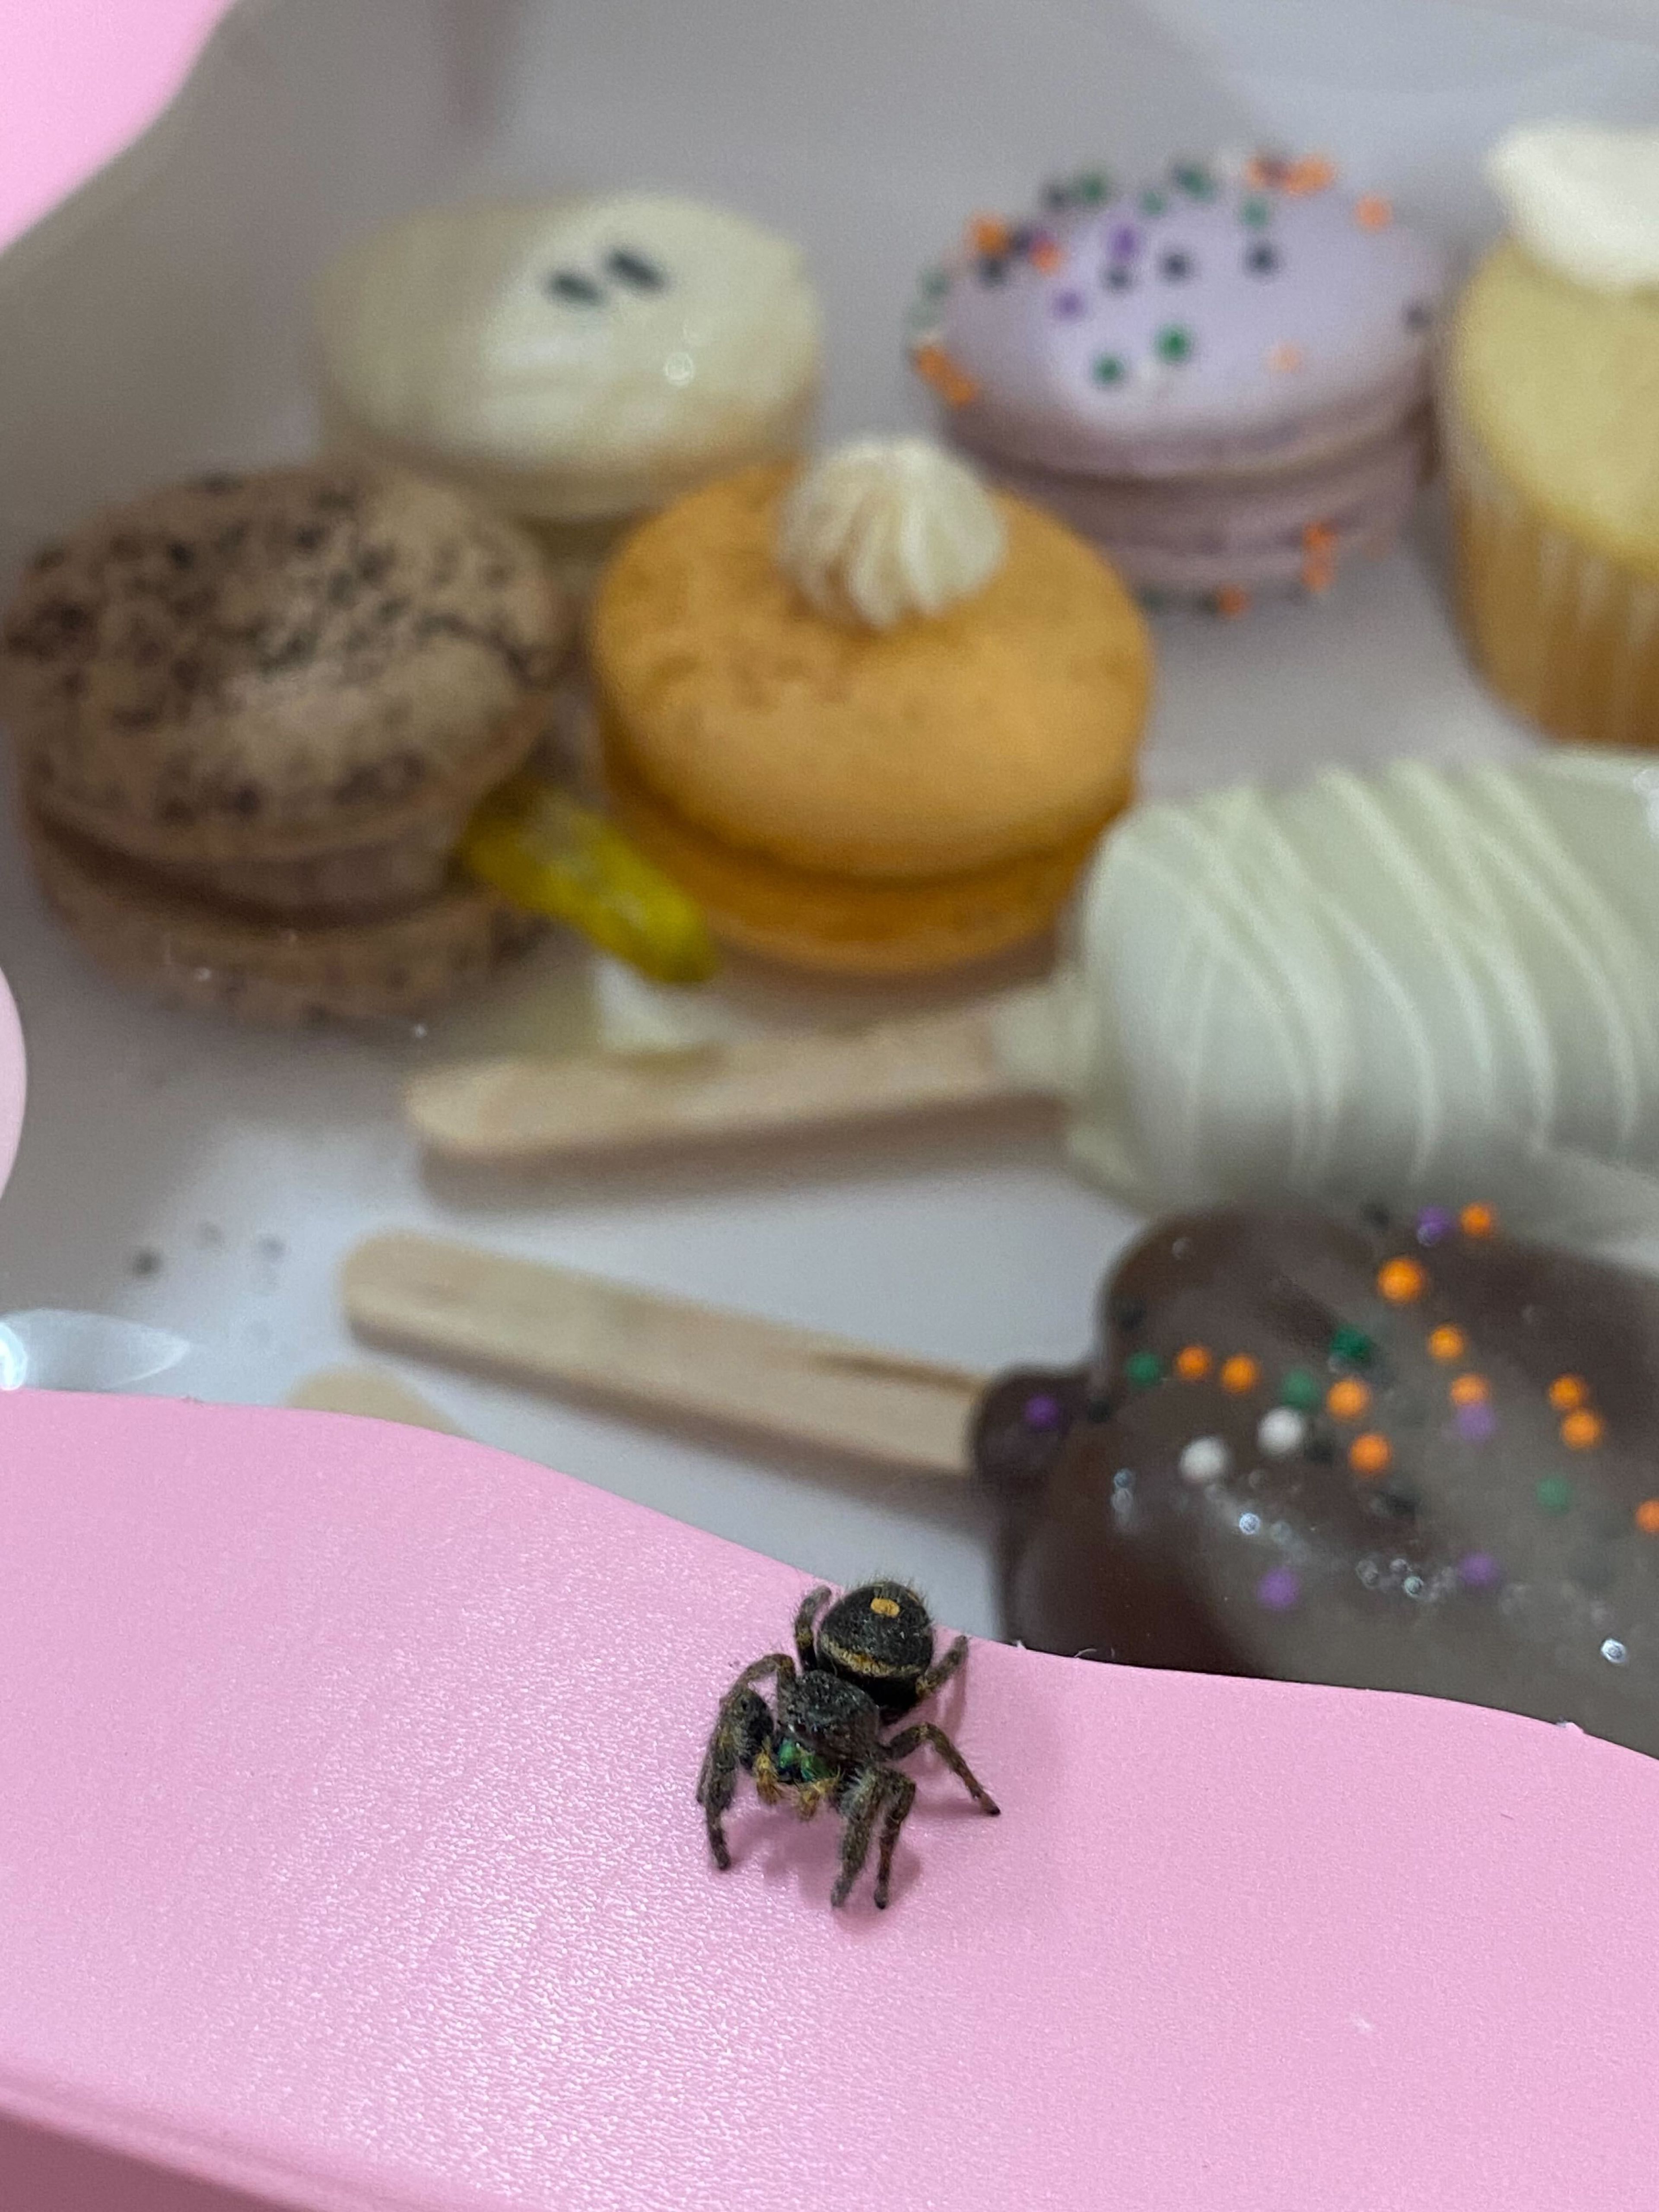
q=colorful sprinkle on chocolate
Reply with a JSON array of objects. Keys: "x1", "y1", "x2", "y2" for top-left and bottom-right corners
[
  {"x1": 1350, "y1": 1433, "x2": 1392, "y2": 1477},
  {"x1": 1458, "y1": 1551, "x2": 1502, "y2": 1590},
  {"x1": 1220, "y1": 1355, "x2": 1261, "y2": 1394},
  {"x1": 1549, "y1": 1375, "x2": 1589, "y2": 1412},
  {"x1": 1639, "y1": 1501, "x2": 1659, "y2": 1536},
  {"x1": 1455, "y1": 1402, "x2": 1497, "y2": 1445},
  {"x1": 1460, "y1": 1203, "x2": 1497, "y2": 1237},
  {"x1": 1281, "y1": 1368, "x2": 1323, "y2": 1411},
  {"x1": 1561, "y1": 1409, "x2": 1605, "y2": 1451},
  {"x1": 1258, "y1": 1408, "x2": 1307, "y2": 1456},
  {"x1": 1377, "y1": 1258, "x2": 1427, "y2": 1304},
  {"x1": 1427, "y1": 1326, "x2": 1467, "y2": 1363},
  {"x1": 1537, "y1": 1476, "x2": 1574, "y2": 1515},
  {"x1": 1256, "y1": 1567, "x2": 1301, "y2": 1611},
  {"x1": 1329, "y1": 1326, "x2": 1374, "y2": 1367},
  {"x1": 1179, "y1": 1435, "x2": 1230, "y2": 1484},
  {"x1": 1327, "y1": 1378, "x2": 1371, "y2": 1422},
  {"x1": 1125, "y1": 1350, "x2": 1165, "y2": 1389},
  {"x1": 1416, "y1": 1206, "x2": 1455, "y2": 1246},
  {"x1": 1175, "y1": 1344, "x2": 1214, "y2": 1381},
  {"x1": 1022, "y1": 1393, "x2": 1064, "y2": 1431},
  {"x1": 1449, "y1": 1373, "x2": 1489, "y2": 1408}
]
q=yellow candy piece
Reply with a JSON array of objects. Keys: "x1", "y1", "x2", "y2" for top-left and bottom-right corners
[{"x1": 461, "y1": 773, "x2": 718, "y2": 986}]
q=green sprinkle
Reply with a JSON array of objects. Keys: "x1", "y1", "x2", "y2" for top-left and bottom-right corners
[
  {"x1": 921, "y1": 267, "x2": 950, "y2": 297},
  {"x1": 1329, "y1": 1326, "x2": 1375, "y2": 1367},
  {"x1": 1092, "y1": 353, "x2": 1127, "y2": 385},
  {"x1": 1280, "y1": 1369, "x2": 1323, "y2": 1412},
  {"x1": 1241, "y1": 195, "x2": 1273, "y2": 227},
  {"x1": 1154, "y1": 324, "x2": 1195, "y2": 364},
  {"x1": 1173, "y1": 161, "x2": 1217, "y2": 199},
  {"x1": 1536, "y1": 1477, "x2": 1575, "y2": 1516},
  {"x1": 1125, "y1": 1351, "x2": 1165, "y2": 1389},
  {"x1": 1077, "y1": 170, "x2": 1112, "y2": 204}
]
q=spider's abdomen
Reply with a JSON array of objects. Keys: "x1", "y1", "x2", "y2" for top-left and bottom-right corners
[{"x1": 817, "y1": 1582, "x2": 935, "y2": 1712}]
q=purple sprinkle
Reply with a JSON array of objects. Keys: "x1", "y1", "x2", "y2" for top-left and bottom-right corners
[
  {"x1": 1456, "y1": 1402, "x2": 1497, "y2": 1444},
  {"x1": 1051, "y1": 289, "x2": 1087, "y2": 319},
  {"x1": 1109, "y1": 223, "x2": 1141, "y2": 257},
  {"x1": 1023, "y1": 1393, "x2": 1064, "y2": 1432},
  {"x1": 1416, "y1": 1206, "x2": 1454, "y2": 1246},
  {"x1": 1458, "y1": 1551, "x2": 1502, "y2": 1591},
  {"x1": 1257, "y1": 1567, "x2": 1301, "y2": 1612}
]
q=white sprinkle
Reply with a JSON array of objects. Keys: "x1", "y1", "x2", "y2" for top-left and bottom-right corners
[
  {"x1": 1602, "y1": 1638, "x2": 1630, "y2": 1665},
  {"x1": 1258, "y1": 1407, "x2": 1306, "y2": 1457},
  {"x1": 1179, "y1": 1435, "x2": 1230, "y2": 1485},
  {"x1": 1239, "y1": 1511, "x2": 1263, "y2": 1535}
]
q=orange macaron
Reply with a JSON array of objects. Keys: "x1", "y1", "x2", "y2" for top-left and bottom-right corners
[{"x1": 588, "y1": 439, "x2": 1152, "y2": 974}]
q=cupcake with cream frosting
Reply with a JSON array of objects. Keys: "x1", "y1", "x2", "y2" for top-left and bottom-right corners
[{"x1": 1449, "y1": 124, "x2": 1659, "y2": 748}]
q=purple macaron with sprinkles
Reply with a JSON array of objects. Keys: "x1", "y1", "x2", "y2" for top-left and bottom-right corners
[{"x1": 908, "y1": 152, "x2": 1449, "y2": 609}]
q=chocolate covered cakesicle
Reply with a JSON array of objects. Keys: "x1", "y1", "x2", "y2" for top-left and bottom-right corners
[
  {"x1": 976, "y1": 1202, "x2": 1659, "y2": 1754},
  {"x1": 344, "y1": 1206, "x2": 1659, "y2": 1758}
]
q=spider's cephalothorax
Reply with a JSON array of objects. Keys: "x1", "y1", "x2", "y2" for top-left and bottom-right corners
[{"x1": 696, "y1": 1581, "x2": 999, "y2": 1910}]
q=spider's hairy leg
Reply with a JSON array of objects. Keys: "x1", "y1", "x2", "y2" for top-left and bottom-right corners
[
  {"x1": 882, "y1": 1720, "x2": 1000, "y2": 1816},
  {"x1": 872, "y1": 1769, "x2": 917, "y2": 1910},
  {"x1": 696, "y1": 1653, "x2": 794, "y2": 1869},
  {"x1": 829, "y1": 1766, "x2": 888, "y2": 1908},
  {"x1": 912, "y1": 1631, "x2": 969, "y2": 1704},
  {"x1": 792, "y1": 1585, "x2": 833, "y2": 1671}
]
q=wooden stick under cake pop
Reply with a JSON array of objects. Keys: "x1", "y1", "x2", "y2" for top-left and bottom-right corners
[
  {"x1": 342, "y1": 1232, "x2": 984, "y2": 1477},
  {"x1": 404, "y1": 990, "x2": 1061, "y2": 1164}
]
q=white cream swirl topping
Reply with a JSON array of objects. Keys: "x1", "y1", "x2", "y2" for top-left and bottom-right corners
[
  {"x1": 1487, "y1": 124, "x2": 1659, "y2": 295},
  {"x1": 776, "y1": 438, "x2": 1005, "y2": 629}
]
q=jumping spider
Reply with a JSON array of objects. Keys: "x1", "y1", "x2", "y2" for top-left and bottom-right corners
[{"x1": 696, "y1": 1580, "x2": 999, "y2": 1909}]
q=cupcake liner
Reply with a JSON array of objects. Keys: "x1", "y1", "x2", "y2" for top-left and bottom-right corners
[{"x1": 1449, "y1": 417, "x2": 1659, "y2": 750}]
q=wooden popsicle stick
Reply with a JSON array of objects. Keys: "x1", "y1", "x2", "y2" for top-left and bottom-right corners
[
  {"x1": 404, "y1": 995, "x2": 1059, "y2": 1166},
  {"x1": 286, "y1": 1365, "x2": 466, "y2": 1435},
  {"x1": 342, "y1": 1232, "x2": 985, "y2": 1478}
]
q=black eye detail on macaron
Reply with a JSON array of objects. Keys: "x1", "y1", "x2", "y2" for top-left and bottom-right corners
[
  {"x1": 1244, "y1": 242, "x2": 1281, "y2": 276},
  {"x1": 546, "y1": 270, "x2": 606, "y2": 306},
  {"x1": 606, "y1": 248, "x2": 668, "y2": 291},
  {"x1": 1158, "y1": 250, "x2": 1195, "y2": 281}
]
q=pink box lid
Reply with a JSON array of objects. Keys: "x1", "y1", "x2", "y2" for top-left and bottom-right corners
[
  {"x1": 0, "y1": 1385, "x2": 1655, "y2": 2211},
  {"x1": 0, "y1": 0, "x2": 233, "y2": 256}
]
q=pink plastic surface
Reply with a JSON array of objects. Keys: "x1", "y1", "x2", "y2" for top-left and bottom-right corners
[
  {"x1": 0, "y1": 1389, "x2": 1655, "y2": 2211},
  {"x1": 0, "y1": 0, "x2": 232, "y2": 254}
]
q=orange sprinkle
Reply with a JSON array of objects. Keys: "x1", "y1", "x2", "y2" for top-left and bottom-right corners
[
  {"x1": 1561, "y1": 1409, "x2": 1605, "y2": 1451},
  {"x1": 1175, "y1": 1345, "x2": 1214, "y2": 1382},
  {"x1": 1284, "y1": 154, "x2": 1338, "y2": 196},
  {"x1": 1215, "y1": 584, "x2": 1252, "y2": 620},
  {"x1": 1428, "y1": 1325, "x2": 1467, "y2": 1363},
  {"x1": 1377, "y1": 1258, "x2": 1427, "y2": 1304},
  {"x1": 1459, "y1": 1204, "x2": 1497, "y2": 1238},
  {"x1": 969, "y1": 215, "x2": 1011, "y2": 256},
  {"x1": 1355, "y1": 194, "x2": 1393, "y2": 230},
  {"x1": 1302, "y1": 556, "x2": 1336, "y2": 596},
  {"x1": 1350, "y1": 1433, "x2": 1392, "y2": 1477},
  {"x1": 911, "y1": 343, "x2": 979, "y2": 408},
  {"x1": 1303, "y1": 521, "x2": 1337, "y2": 553},
  {"x1": 1327, "y1": 1377, "x2": 1371, "y2": 1423},
  {"x1": 1267, "y1": 341, "x2": 1306, "y2": 374},
  {"x1": 1030, "y1": 237, "x2": 1065, "y2": 273},
  {"x1": 1449, "y1": 1373, "x2": 1490, "y2": 1408},
  {"x1": 1220, "y1": 1355, "x2": 1261, "y2": 1395},
  {"x1": 1548, "y1": 1375, "x2": 1589, "y2": 1413},
  {"x1": 1637, "y1": 1500, "x2": 1659, "y2": 1535}
]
